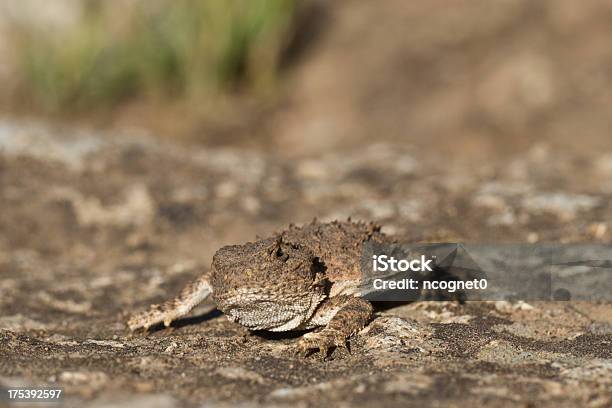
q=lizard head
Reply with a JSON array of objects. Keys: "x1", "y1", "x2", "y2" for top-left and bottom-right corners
[{"x1": 210, "y1": 236, "x2": 328, "y2": 331}]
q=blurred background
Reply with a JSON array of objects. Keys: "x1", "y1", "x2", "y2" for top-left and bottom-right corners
[
  {"x1": 1, "y1": 2, "x2": 612, "y2": 406},
  {"x1": 1, "y1": 0, "x2": 611, "y2": 158}
]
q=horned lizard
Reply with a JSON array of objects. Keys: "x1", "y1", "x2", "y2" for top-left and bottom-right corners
[{"x1": 128, "y1": 220, "x2": 391, "y2": 356}]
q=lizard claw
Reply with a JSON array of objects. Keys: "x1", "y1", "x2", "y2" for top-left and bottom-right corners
[
  {"x1": 295, "y1": 329, "x2": 347, "y2": 360},
  {"x1": 128, "y1": 306, "x2": 176, "y2": 332}
]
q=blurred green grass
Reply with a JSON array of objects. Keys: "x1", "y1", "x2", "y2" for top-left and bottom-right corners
[{"x1": 14, "y1": 0, "x2": 295, "y2": 111}]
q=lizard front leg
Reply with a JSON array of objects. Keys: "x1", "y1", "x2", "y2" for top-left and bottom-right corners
[
  {"x1": 128, "y1": 274, "x2": 212, "y2": 331},
  {"x1": 296, "y1": 295, "x2": 372, "y2": 357}
]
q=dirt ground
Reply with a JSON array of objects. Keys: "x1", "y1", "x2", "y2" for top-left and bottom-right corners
[
  {"x1": 2, "y1": 1, "x2": 612, "y2": 407},
  {"x1": 0, "y1": 121, "x2": 610, "y2": 408}
]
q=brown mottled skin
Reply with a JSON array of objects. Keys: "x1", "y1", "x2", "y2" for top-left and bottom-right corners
[{"x1": 128, "y1": 220, "x2": 390, "y2": 356}]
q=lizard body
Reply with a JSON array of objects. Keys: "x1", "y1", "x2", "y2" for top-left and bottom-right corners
[{"x1": 128, "y1": 220, "x2": 391, "y2": 355}]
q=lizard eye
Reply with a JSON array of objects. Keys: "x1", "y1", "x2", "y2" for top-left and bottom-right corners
[{"x1": 275, "y1": 246, "x2": 289, "y2": 261}]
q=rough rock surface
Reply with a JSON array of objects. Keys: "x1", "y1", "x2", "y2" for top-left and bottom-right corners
[{"x1": 0, "y1": 120, "x2": 610, "y2": 407}]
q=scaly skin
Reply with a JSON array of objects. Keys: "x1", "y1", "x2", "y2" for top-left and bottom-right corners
[{"x1": 128, "y1": 219, "x2": 391, "y2": 357}]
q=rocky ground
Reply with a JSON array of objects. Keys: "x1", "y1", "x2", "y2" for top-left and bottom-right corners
[
  {"x1": 0, "y1": 120, "x2": 610, "y2": 407},
  {"x1": 1, "y1": 0, "x2": 612, "y2": 407}
]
